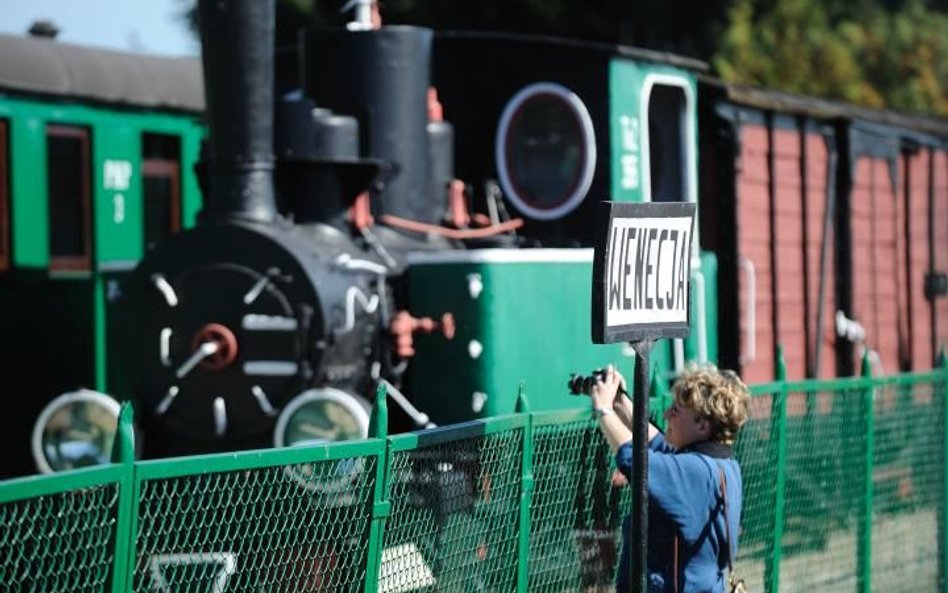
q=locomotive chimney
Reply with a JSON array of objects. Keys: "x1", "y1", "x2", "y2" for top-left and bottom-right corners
[{"x1": 197, "y1": 0, "x2": 277, "y2": 223}]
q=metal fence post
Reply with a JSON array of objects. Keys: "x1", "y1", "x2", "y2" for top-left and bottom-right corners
[
  {"x1": 766, "y1": 345, "x2": 788, "y2": 593},
  {"x1": 111, "y1": 402, "x2": 136, "y2": 593},
  {"x1": 857, "y1": 351, "x2": 874, "y2": 593},
  {"x1": 939, "y1": 348, "x2": 947, "y2": 593},
  {"x1": 365, "y1": 382, "x2": 391, "y2": 593},
  {"x1": 515, "y1": 382, "x2": 534, "y2": 593}
]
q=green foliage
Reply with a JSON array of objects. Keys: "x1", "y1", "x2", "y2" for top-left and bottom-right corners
[
  {"x1": 714, "y1": 0, "x2": 948, "y2": 116},
  {"x1": 177, "y1": 0, "x2": 948, "y2": 117}
]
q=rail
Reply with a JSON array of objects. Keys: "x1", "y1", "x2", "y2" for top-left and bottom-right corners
[{"x1": 1, "y1": 355, "x2": 946, "y2": 593}]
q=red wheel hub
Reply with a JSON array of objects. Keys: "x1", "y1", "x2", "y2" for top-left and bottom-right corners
[{"x1": 191, "y1": 323, "x2": 238, "y2": 371}]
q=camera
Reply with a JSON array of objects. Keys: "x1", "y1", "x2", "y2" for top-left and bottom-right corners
[{"x1": 567, "y1": 369, "x2": 608, "y2": 396}]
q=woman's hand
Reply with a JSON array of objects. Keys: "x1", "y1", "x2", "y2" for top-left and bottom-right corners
[
  {"x1": 593, "y1": 364, "x2": 660, "y2": 449},
  {"x1": 592, "y1": 364, "x2": 633, "y2": 453},
  {"x1": 590, "y1": 364, "x2": 624, "y2": 411}
]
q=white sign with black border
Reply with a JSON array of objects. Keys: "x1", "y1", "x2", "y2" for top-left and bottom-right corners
[{"x1": 592, "y1": 201, "x2": 696, "y2": 343}]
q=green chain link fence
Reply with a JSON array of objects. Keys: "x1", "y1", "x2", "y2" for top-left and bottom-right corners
[{"x1": 1, "y1": 360, "x2": 946, "y2": 593}]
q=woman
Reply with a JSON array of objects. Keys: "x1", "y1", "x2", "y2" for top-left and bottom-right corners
[{"x1": 590, "y1": 364, "x2": 750, "y2": 593}]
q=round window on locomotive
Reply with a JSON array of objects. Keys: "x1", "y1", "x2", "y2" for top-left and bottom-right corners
[{"x1": 495, "y1": 82, "x2": 597, "y2": 220}]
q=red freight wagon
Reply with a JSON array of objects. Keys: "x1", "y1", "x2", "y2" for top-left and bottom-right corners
[{"x1": 699, "y1": 82, "x2": 948, "y2": 381}]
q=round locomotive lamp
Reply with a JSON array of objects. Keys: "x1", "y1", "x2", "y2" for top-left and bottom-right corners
[
  {"x1": 275, "y1": 388, "x2": 370, "y2": 495},
  {"x1": 32, "y1": 389, "x2": 120, "y2": 474},
  {"x1": 495, "y1": 82, "x2": 597, "y2": 220},
  {"x1": 274, "y1": 388, "x2": 370, "y2": 447}
]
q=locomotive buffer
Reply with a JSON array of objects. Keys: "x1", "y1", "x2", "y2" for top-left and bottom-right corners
[{"x1": 591, "y1": 201, "x2": 696, "y2": 593}]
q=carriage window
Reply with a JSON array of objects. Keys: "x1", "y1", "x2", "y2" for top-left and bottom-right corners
[
  {"x1": 495, "y1": 82, "x2": 596, "y2": 220},
  {"x1": 47, "y1": 126, "x2": 92, "y2": 271},
  {"x1": 0, "y1": 120, "x2": 8, "y2": 272},
  {"x1": 142, "y1": 134, "x2": 181, "y2": 251},
  {"x1": 647, "y1": 83, "x2": 689, "y2": 202}
]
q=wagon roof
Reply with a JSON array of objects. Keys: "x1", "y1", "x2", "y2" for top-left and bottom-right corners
[
  {"x1": 435, "y1": 30, "x2": 709, "y2": 72},
  {"x1": 0, "y1": 34, "x2": 204, "y2": 113},
  {"x1": 705, "y1": 76, "x2": 948, "y2": 138}
]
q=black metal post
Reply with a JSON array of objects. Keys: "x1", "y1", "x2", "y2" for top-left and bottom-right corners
[{"x1": 631, "y1": 338, "x2": 653, "y2": 593}]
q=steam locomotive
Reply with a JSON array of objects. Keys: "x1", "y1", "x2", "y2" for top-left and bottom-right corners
[{"x1": 1, "y1": 0, "x2": 945, "y2": 478}]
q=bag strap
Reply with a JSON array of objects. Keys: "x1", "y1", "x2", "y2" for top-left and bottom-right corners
[
  {"x1": 673, "y1": 463, "x2": 735, "y2": 593},
  {"x1": 719, "y1": 467, "x2": 734, "y2": 573}
]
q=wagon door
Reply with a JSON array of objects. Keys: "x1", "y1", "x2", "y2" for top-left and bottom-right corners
[
  {"x1": 711, "y1": 107, "x2": 838, "y2": 384},
  {"x1": 840, "y1": 125, "x2": 909, "y2": 376},
  {"x1": 900, "y1": 144, "x2": 948, "y2": 370}
]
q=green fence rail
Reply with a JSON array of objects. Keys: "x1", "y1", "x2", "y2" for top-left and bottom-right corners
[{"x1": 2, "y1": 360, "x2": 946, "y2": 593}]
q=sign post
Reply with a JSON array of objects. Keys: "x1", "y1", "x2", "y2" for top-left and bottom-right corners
[{"x1": 591, "y1": 201, "x2": 695, "y2": 593}]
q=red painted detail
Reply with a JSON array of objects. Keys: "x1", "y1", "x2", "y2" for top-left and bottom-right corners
[
  {"x1": 349, "y1": 191, "x2": 374, "y2": 230},
  {"x1": 390, "y1": 311, "x2": 456, "y2": 358},
  {"x1": 427, "y1": 87, "x2": 443, "y2": 122},
  {"x1": 381, "y1": 213, "x2": 523, "y2": 239},
  {"x1": 192, "y1": 323, "x2": 238, "y2": 371},
  {"x1": 447, "y1": 179, "x2": 470, "y2": 228}
]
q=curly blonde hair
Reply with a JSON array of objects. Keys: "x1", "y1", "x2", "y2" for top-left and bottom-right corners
[{"x1": 672, "y1": 365, "x2": 750, "y2": 445}]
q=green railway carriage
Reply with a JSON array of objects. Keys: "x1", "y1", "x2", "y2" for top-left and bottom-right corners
[{"x1": 0, "y1": 33, "x2": 205, "y2": 478}]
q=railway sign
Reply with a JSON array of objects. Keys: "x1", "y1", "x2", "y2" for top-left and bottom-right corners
[
  {"x1": 590, "y1": 199, "x2": 696, "y2": 593},
  {"x1": 591, "y1": 201, "x2": 696, "y2": 344}
]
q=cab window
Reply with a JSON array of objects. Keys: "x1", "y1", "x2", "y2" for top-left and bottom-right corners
[
  {"x1": 142, "y1": 133, "x2": 182, "y2": 251},
  {"x1": 47, "y1": 125, "x2": 92, "y2": 271},
  {"x1": 646, "y1": 82, "x2": 693, "y2": 203}
]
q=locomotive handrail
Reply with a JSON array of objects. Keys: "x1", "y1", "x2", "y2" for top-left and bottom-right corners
[{"x1": 378, "y1": 378, "x2": 435, "y2": 428}]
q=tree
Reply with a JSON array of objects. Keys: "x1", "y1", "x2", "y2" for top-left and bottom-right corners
[
  {"x1": 714, "y1": 0, "x2": 948, "y2": 116},
  {"x1": 178, "y1": 0, "x2": 948, "y2": 117}
]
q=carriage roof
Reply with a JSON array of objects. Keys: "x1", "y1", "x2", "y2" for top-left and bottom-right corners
[{"x1": 0, "y1": 34, "x2": 204, "y2": 113}]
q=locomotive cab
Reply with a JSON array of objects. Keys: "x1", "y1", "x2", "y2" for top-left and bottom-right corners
[{"x1": 404, "y1": 33, "x2": 718, "y2": 424}]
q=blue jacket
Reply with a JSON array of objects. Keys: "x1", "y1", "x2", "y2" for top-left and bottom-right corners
[{"x1": 615, "y1": 433, "x2": 743, "y2": 593}]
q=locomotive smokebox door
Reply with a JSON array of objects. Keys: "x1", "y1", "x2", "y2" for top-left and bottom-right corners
[{"x1": 117, "y1": 222, "x2": 387, "y2": 457}]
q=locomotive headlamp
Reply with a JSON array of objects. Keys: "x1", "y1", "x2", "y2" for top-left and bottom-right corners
[
  {"x1": 31, "y1": 389, "x2": 120, "y2": 474},
  {"x1": 274, "y1": 387, "x2": 370, "y2": 447},
  {"x1": 274, "y1": 387, "x2": 370, "y2": 495}
]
